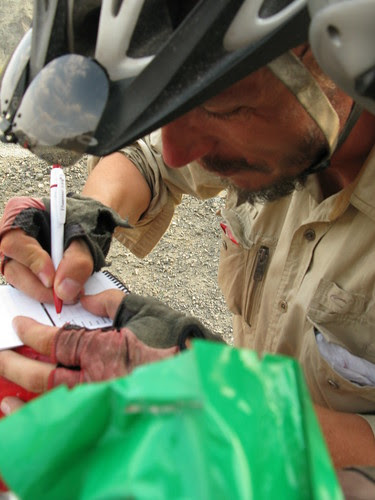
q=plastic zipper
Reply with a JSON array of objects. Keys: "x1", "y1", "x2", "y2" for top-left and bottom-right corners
[{"x1": 247, "y1": 245, "x2": 270, "y2": 326}]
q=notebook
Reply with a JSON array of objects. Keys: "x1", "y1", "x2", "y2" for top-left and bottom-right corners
[{"x1": 0, "y1": 271, "x2": 130, "y2": 350}]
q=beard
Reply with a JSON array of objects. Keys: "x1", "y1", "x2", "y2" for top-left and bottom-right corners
[
  {"x1": 200, "y1": 141, "x2": 327, "y2": 205},
  {"x1": 231, "y1": 170, "x2": 309, "y2": 206}
]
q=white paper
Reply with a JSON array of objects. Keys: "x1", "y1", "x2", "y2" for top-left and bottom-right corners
[
  {"x1": 0, "y1": 286, "x2": 46, "y2": 349},
  {"x1": 0, "y1": 272, "x2": 125, "y2": 350},
  {"x1": 43, "y1": 301, "x2": 113, "y2": 330}
]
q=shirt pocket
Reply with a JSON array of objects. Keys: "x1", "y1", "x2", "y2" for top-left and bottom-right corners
[
  {"x1": 218, "y1": 233, "x2": 270, "y2": 329},
  {"x1": 301, "y1": 279, "x2": 375, "y2": 413}
]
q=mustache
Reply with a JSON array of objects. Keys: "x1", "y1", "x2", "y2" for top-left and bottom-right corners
[{"x1": 200, "y1": 155, "x2": 271, "y2": 175}]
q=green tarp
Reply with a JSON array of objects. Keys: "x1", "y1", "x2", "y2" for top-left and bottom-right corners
[{"x1": 0, "y1": 341, "x2": 342, "y2": 499}]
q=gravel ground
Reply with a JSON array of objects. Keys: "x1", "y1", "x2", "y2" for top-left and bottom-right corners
[{"x1": 0, "y1": 143, "x2": 233, "y2": 342}]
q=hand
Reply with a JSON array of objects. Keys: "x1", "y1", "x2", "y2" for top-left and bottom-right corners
[
  {"x1": 0, "y1": 195, "x2": 130, "y2": 303},
  {"x1": 1, "y1": 229, "x2": 94, "y2": 304},
  {"x1": 0, "y1": 289, "x2": 124, "y2": 417},
  {"x1": 0, "y1": 290, "x2": 178, "y2": 398}
]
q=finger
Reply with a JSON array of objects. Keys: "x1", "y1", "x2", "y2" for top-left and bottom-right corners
[
  {"x1": 49, "y1": 367, "x2": 83, "y2": 389},
  {"x1": 54, "y1": 239, "x2": 94, "y2": 303},
  {"x1": 0, "y1": 350, "x2": 55, "y2": 393},
  {"x1": 1, "y1": 229, "x2": 55, "y2": 288},
  {"x1": 1, "y1": 396, "x2": 25, "y2": 415},
  {"x1": 4, "y1": 260, "x2": 54, "y2": 303},
  {"x1": 80, "y1": 290, "x2": 126, "y2": 319},
  {"x1": 12, "y1": 316, "x2": 58, "y2": 356}
]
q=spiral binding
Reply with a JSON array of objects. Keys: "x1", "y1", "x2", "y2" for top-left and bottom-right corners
[{"x1": 103, "y1": 270, "x2": 131, "y2": 294}]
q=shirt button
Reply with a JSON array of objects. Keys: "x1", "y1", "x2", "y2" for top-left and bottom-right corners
[
  {"x1": 303, "y1": 229, "x2": 316, "y2": 241},
  {"x1": 304, "y1": 228, "x2": 316, "y2": 241},
  {"x1": 327, "y1": 379, "x2": 339, "y2": 389},
  {"x1": 279, "y1": 300, "x2": 288, "y2": 312}
]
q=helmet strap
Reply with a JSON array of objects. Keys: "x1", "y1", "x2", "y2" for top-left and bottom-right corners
[
  {"x1": 303, "y1": 102, "x2": 363, "y2": 175},
  {"x1": 268, "y1": 51, "x2": 340, "y2": 155},
  {"x1": 268, "y1": 51, "x2": 362, "y2": 176}
]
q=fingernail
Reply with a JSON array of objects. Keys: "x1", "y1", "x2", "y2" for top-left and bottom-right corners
[
  {"x1": 0, "y1": 400, "x2": 10, "y2": 416},
  {"x1": 56, "y1": 278, "x2": 82, "y2": 300},
  {"x1": 38, "y1": 271, "x2": 52, "y2": 288}
]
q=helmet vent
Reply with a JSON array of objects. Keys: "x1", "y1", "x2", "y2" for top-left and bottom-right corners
[
  {"x1": 259, "y1": 0, "x2": 296, "y2": 18},
  {"x1": 111, "y1": 0, "x2": 124, "y2": 17},
  {"x1": 128, "y1": 0, "x2": 176, "y2": 58},
  {"x1": 166, "y1": 0, "x2": 201, "y2": 29}
]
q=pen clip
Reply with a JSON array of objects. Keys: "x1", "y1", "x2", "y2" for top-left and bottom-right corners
[
  {"x1": 50, "y1": 167, "x2": 66, "y2": 224},
  {"x1": 57, "y1": 173, "x2": 66, "y2": 224}
]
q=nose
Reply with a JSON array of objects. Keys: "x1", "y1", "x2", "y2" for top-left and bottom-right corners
[{"x1": 161, "y1": 111, "x2": 216, "y2": 167}]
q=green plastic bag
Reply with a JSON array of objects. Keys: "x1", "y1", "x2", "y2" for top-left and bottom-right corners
[{"x1": 0, "y1": 341, "x2": 342, "y2": 499}]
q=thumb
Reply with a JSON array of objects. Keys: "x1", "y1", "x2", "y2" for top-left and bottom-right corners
[
  {"x1": 54, "y1": 239, "x2": 94, "y2": 303},
  {"x1": 1, "y1": 396, "x2": 25, "y2": 416},
  {"x1": 80, "y1": 289, "x2": 127, "y2": 319}
]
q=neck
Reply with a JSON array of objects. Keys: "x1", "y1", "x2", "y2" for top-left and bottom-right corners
[{"x1": 318, "y1": 111, "x2": 375, "y2": 197}]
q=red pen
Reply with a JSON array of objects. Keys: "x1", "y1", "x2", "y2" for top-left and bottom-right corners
[
  {"x1": 53, "y1": 289, "x2": 63, "y2": 315},
  {"x1": 50, "y1": 165, "x2": 66, "y2": 315}
]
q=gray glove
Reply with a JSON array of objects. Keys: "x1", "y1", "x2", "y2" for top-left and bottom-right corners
[
  {"x1": 0, "y1": 194, "x2": 131, "y2": 271},
  {"x1": 113, "y1": 293, "x2": 224, "y2": 349}
]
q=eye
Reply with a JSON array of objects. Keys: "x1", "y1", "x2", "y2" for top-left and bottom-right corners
[{"x1": 200, "y1": 106, "x2": 249, "y2": 120}]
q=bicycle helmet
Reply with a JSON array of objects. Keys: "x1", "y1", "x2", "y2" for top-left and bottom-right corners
[{"x1": 0, "y1": 0, "x2": 374, "y2": 165}]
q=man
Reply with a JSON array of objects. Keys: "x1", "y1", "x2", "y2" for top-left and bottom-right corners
[{"x1": 0, "y1": 0, "x2": 375, "y2": 468}]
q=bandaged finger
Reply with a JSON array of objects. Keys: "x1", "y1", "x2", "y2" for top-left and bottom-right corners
[
  {"x1": 0, "y1": 197, "x2": 45, "y2": 239},
  {"x1": 48, "y1": 366, "x2": 83, "y2": 389},
  {"x1": 52, "y1": 324, "x2": 178, "y2": 383}
]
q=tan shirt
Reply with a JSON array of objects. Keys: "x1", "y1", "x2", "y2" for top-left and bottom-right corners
[{"x1": 89, "y1": 130, "x2": 375, "y2": 432}]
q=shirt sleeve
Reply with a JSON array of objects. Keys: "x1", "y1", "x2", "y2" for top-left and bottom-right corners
[
  {"x1": 358, "y1": 414, "x2": 375, "y2": 440},
  {"x1": 87, "y1": 130, "x2": 225, "y2": 258}
]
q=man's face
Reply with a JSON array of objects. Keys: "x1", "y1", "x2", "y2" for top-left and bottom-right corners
[{"x1": 161, "y1": 62, "x2": 328, "y2": 202}]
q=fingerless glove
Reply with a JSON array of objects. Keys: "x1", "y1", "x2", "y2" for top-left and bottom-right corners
[{"x1": 0, "y1": 195, "x2": 131, "y2": 271}]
